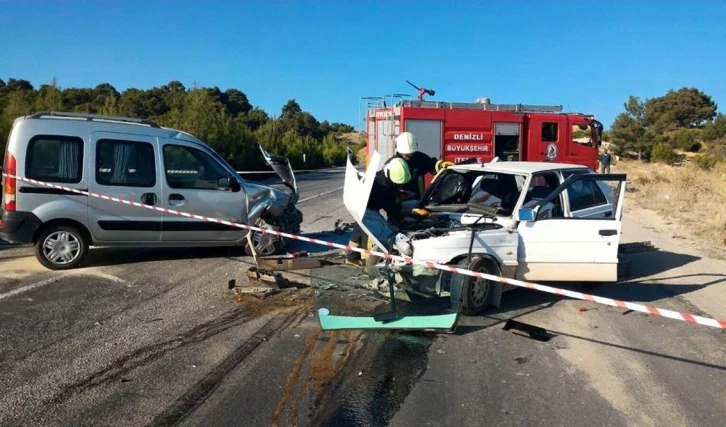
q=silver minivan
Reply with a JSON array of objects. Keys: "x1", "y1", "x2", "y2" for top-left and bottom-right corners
[{"x1": 0, "y1": 112, "x2": 303, "y2": 270}]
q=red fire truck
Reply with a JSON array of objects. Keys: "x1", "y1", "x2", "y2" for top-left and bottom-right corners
[{"x1": 360, "y1": 90, "x2": 604, "y2": 176}]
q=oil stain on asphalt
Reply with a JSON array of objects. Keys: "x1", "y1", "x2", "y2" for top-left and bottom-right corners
[{"x1": 308, "y1": 331, "x2": 436, "y2": 426}]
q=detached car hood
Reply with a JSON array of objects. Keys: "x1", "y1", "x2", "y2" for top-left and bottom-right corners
[
  {"x1": 243, "y1": 145, "x2": 299, "y2": 221},
  {"x1": 343, "y1": 148, "x2": 390, "y2": 252}
]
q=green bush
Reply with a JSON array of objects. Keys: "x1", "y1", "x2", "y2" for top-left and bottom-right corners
[
  {"x1": 321, "y1": 134, "x2": 347, "y2": 166},
  {"x1": 702, "y1": 113, "x2": 726, "y2": 142},
  {"x1": 670, "y1": 128, "x2": 702, "y2": 152},
  {"x1": 695, "y1": 154, "x2": 722, "y2": 171},
  {"x1": 651, "y1": 142, "x2": 678, "y2": 164}
]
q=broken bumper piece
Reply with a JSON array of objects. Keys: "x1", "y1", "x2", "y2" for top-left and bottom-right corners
[{"x1": 311, "y1": 264, "x2": 460, "y2": 332}]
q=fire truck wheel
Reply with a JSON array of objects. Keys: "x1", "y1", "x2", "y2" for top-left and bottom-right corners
[{"x1": 449, "y1": 256, "x2": 493, "y2": 315}]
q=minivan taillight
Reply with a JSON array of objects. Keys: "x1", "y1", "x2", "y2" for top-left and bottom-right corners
[{"x1": 2, "y1": 152, "x2": 16, "y2": 212}]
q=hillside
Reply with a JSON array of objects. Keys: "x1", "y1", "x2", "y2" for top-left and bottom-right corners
[
  {"x1": 613, "y1": 159, "x2": 726, "y2": 259},
  {"x1": 0, "y1": 78, "x2": 364, "y2": 171}
]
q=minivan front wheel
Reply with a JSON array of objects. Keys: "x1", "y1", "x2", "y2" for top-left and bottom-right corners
[
  {"x1": 34, "y1": 225, "x2": 89, "y2": 270},
  {"x1": 244, "y1": 218, "x2": 284, "y2": 257}
]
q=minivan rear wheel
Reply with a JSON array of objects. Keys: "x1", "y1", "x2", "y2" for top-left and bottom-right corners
[{"x1": 34, "y1": 225, "x2": 89, "y2": 270}]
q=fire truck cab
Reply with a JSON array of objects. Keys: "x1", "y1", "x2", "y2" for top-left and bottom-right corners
[{"x1": 361, "y1": 96, "x2": 604, "y2": 178}]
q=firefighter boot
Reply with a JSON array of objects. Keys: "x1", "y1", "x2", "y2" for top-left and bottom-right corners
[{"x1": 345, "y1": 241, "x2": 363, "y2": 266}]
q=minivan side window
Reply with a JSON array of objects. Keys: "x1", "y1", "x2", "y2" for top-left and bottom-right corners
[
  {"x1": 26, "y1": 135, "x2": 84, "y2": 184},
  {"x1": 96, "y1": 139, "x2": 156, "y2": 187},
  {"x1": 163, "y1": 145, "x2": 229, "y2": 190}
]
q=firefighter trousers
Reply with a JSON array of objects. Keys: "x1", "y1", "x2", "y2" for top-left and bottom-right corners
[{"x1": 346, "y1": 209, "x2": 395, "y2": 263}]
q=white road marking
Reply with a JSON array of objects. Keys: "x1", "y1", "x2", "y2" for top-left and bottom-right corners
[
  {"x1": 297, "y1": 187, "x2": 343, "y2": 204},
  {"x1": 0, "y1": 268, "x2": 126, "y2": 302},
  {"x1": 0, "y1": 274, "x2": 70, "y2": 301}
]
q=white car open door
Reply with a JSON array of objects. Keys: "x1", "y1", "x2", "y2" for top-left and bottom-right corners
[{"x1": 515, "y1": 173, "x2": 627, "y2": 283}]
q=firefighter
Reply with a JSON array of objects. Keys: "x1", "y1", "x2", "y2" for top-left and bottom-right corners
[
  {"x1": 346, "y1": 157, "x2": 423, "y2": 266},
  {"x1": 387, "y1": 132, "x2": 454, "y2": 199}
]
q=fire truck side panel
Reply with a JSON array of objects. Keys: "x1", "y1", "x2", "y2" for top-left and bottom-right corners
[
  {"x1": 441, "y1": 109, "x2": 494, "y2": 165},
  {"x1": 400, "y1": 106, "x2": 446, "y2": 122},
  {"x1": 404, "y1": 119, "x2": 442, "y2": 160}
]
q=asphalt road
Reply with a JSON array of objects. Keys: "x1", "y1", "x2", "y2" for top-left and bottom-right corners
[{"x1": 1, "y1": 171, "x2": 726, "y2": 427}]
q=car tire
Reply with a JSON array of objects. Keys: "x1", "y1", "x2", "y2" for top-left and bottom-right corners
[
  {"x1": 34, "y1": 224, "x2": 89, "y2": 270},
  {"x1": 364, "y1": 254, "x2": 384, "y2": 279},
  {"x1": 244, "y1": 229, "x2": 284, "y2": 257},
  {"x1": 449, "y1": 256, "x2": 494, "y2": 315}
]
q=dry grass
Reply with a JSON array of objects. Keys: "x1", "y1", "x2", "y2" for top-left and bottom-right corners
[{"x1": 613, "y1": 159, "x2": 726, "y2": 255}]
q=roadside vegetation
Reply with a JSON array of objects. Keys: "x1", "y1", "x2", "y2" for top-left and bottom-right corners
[
  {"x1": 2, "y1": 77, "x2": 723, "y2": 253},
  {"x1": 0, "y1": 77, "x2": 366, "y2": 171},
  {"x1": 606, "y1": 87, "x2": 726, "y2": 256}
]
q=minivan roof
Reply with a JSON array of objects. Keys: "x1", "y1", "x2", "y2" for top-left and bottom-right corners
[{"x1": 14, "y1": 111, "x2": 206, "y2": 146}]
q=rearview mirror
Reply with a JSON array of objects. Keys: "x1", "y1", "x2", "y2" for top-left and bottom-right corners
[
  {"x1": 217, "y1": 177, "x2": 231, "y2": 188},
  {"x1": 517, "y1": 208, "x2": 535, "y2": 222},
  {"x1": 219, "y1": 175, "x2": 241, "y2": 191}
]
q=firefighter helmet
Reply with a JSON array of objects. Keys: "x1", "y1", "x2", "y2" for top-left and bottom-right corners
[
  {"x1": 384, "y1": 157, "x2": 411, "y2": 184},
  {"x1": 395, "y1": 132, "x2": 418, "y2": 155}
]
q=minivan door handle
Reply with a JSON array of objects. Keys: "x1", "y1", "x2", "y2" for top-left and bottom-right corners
[
  {"x1": 141, "y1": 193, "x2": 157, "y2": 206},
  {"x1": 599, "y1": 229, "x2": 617, "y2": 236},
  {"x1": 169, "y1": 193, "x2": 185, "y2": 207}
]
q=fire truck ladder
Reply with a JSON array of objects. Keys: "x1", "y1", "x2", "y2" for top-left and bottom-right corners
[
  {"x1": 381, "y1": 93, "x2": 409, "y2": 138},
  {"x1": 359, "y1": 96, "x2": 384, "y2": 131}
]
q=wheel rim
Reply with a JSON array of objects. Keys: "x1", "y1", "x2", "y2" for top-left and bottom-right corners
[
  {"x1": 470, "y1": 277, "x2": 489, "y2": 307},
  {"x1": 43, "y1": 231, "x2": 81, "y2": 265},
  {"x1": 252, "y1": 230, "x2": 279, "y2": 255}
]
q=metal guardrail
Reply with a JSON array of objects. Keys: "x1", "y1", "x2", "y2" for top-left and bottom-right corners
[{"x1": 236, "y1": 166, "x2": 346, "y2": 175}]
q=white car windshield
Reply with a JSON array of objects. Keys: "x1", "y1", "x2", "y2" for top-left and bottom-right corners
[{"x1": 423, "y1": 170, "x2": 527, "y2": 216}]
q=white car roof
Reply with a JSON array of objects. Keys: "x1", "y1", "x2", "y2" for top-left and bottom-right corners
[{"x1": 448, "y1": 161, "x2": 591, "y2": 175}]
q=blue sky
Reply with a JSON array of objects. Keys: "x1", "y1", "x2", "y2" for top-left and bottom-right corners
[{"x1": 2, "y1": 0, "x2": 725, "y2": 130}]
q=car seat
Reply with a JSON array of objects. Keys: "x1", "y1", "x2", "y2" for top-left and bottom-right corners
[
  {"x1": 522, "y1": 186, "x2": 564, "y2": 218},
  {"x1": 523, "y1": 186, "x2": 553, "y2": 207}
]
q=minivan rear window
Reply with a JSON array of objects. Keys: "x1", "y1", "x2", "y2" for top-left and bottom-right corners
[{"x1": 26, "y1": 135, "x2": 84, "y2": 184}]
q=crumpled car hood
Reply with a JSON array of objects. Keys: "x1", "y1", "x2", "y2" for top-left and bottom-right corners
[
  {"x1": 243, "y1": 145, "x2": 299, "y2": 222},
  {"x1": 259, "y1": 144, "x2": 297, "y2": 198}
]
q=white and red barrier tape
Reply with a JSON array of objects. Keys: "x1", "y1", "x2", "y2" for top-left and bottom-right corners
[{"x1": 3, "y1": 172, "x2": 726, "y2": 330}]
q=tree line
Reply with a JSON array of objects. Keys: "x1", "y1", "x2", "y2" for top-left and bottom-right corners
[
  {"x1": 608, "y1": 87, "x2": 726, "y2": 168},
  {"x1": 0, "y1": 78, "x2": 364, "y2": 171}
]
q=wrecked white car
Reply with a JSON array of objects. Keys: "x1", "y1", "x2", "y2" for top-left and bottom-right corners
[{"x1": 344, "y1": 150, "x2": 627, "y2": 315}]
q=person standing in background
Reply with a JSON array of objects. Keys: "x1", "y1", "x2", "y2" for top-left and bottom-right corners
[{"x1": 598, "y1": 149, "x2": 612, "y2": 173}]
